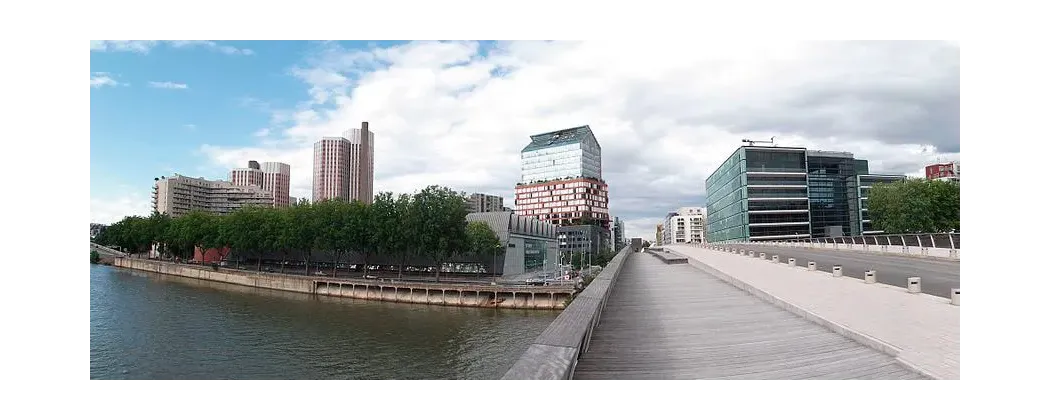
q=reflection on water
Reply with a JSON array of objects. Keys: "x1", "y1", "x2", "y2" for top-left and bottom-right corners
[{"x1": 90, "y1": 265, "x2": 556, "y2": 379}]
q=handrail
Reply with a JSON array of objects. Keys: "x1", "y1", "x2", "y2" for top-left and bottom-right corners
[{"x1": 501, "y1": 246, "x2": 633, "y2": 380}]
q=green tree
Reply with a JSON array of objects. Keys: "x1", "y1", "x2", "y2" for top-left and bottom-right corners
[
  {"x1": 347, "y1": 200, "x2": 377, "y2": 278},
  {"x1": 225, "y1": 207, "x2": 269, "y2": 270},
  {"x1": 373, "y1": 192, "x2": 414, "y2": 279},
  {"x1": 90, "y1": 250, "x2": 101, "y2": 264},
  {"x1": 283, "y1": 202, "x2": 318, "y2": 275},
  {"x1": 869, "y1": 179, "x2": 960, "y2": 234},
  {"x1": 413, "y1": 186, "x2": 469, "y2": 281},
  {"x1": 314, "y1": 199, "x2": 352, "y2": 278},
  {"x1": 466, "y1": 221, "x2": 502, "y2": 278}
]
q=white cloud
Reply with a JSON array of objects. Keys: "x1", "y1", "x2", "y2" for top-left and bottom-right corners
[
  {"x1": 91, "y1": 193, "x2": 152, "y2": 224},
  {"x1": 90, "y1": 72, "x2": 119, "y2": 88},
  {"x1": 91, "y1": 40, "x2": 253, "y2": 55},
  {"x1": 201, "y1": 41, "x2": 960, "y2": 240},
  {"x1": 184, "y1": 124, "x2": 197, "y2": 130},
  {"x1": 149, "y1": 81, "x2": 188, "y2": 89}
]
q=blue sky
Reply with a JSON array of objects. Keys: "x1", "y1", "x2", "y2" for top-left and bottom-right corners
[{"x1": 90, "y1": 40, "x2": 960, "y2": 240}]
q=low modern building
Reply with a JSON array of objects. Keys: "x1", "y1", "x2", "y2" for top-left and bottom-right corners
[
  {"x1": 705, "y1": 145, "x2": 905, "y2": 242},
  {"x1": 153, "y1": 174, "x2": 274, "y2": 218},
  {"x1": 655, "y1": 224, "x2": 664, "y2": 246},
  {"x1": 662, "y1": 207, "x2": 706, "y2": 245},
  {"x1": 466, "y1": 211, "x2": 559, "y2": 277},
  {"x1": 467, "y1": 193, "x2": 505, "y2": 213},
  {"x1": 858, "y1": 173, "x2": 906, "y2": 234},
  {"x1": 925, "y1": 161, "x2": 960, "y2": 182},
  {"x1": 556, "y1": 224, "x2": 610, "y2": 257}
]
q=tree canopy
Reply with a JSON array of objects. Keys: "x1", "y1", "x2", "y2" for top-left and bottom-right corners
[
  {"x1": 868, "y1": 178, "x2": 960, "y2": 234},
  {"x1": 94, "y1": 185, "x2": 505, "y2": 281}
]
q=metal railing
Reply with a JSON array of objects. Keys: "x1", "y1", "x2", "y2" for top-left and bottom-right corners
[{"x1": 782, "y1": 233, "x2": 960, "y2": 249}]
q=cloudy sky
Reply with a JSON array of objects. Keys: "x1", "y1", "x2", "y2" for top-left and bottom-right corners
[{"x1": 90, "y1": 40, "x2": 959, "y2": 241}]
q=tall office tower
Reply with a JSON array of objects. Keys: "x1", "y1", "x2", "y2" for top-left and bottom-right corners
[
  {"x1": 705, "y1": 145, "x2": 905, "y2": 242},
  {"x1": 153, "y1": 174, "x2": 274, "y2": 218},
  {"x1": 230, "y1": 160, "x2": 291, "y2": 207},
  {"x1": 514, "y1": 125, "x2": 609, "y2": 229},
  {"x1": 313, "y1": 122, "x2": 375, "y2": 204}
]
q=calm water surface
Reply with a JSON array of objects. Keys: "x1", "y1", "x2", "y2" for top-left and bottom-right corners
[{"x1": 90, "y1": 265, "x2": 557, "y2": 379}]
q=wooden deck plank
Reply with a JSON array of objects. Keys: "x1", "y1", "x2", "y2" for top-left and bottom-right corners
[{"x1": 573, "y1": 254, "x2": 922, "y2": 380}]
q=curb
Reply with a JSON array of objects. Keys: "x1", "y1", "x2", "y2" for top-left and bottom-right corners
[
  {"x1": 723, "y1": 244, "x2": 960, "y2": 263},
  {"x1": 680, "y1": 251, "x2": 940, "y2": 380}
]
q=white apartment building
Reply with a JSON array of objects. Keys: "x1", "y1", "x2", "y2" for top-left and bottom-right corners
[
  {"x1": 153, "y1": 174, "x2": 274, "y2": 218},
  {"x1": 662, "y1": 206, "x2": 706, "y2": 245},
  {"x1": 313, "y1": 121, "x2": 374, "y2": 204}
]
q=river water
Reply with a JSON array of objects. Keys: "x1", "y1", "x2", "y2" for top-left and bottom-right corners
[{"x1": 90, "y1": 264, "x2": 557, "y2": 379}]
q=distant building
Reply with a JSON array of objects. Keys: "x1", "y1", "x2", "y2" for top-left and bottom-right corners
[
  {"x1": 153, "y1": 174, "x2": 273, "y2": 218},
  {"x1": 313, "y1": 121, "x2": 374, "y2": 204},
  {"x1": 706, "y1": 145, "x2": 905, "y2": 242},
  {"x1": 925, "y1": 161, "x2": 960, "y2": 182},
  {"x1": 655, "y1": 224, "x2": 664, "y2": 246},
  {"x1": 467, "y1": 193, "x2": 505, "y2": 213},
  {"x1": 612, "y1": 217, "x2": 625, "y2": 251},
  {"x1": 557, "y1": 224, "x2": 610, "y2": 257},
  {"x1": 90, "y1": 223, "x2": 107, "y2": 239},
  {"x1": 230, "y1": 160, "x2": 291, "y2": 207},
  {"x1": 514, "y1": 125, "x2": 610, "y2": 229},
  {"x1": 466, "y1": 211, "x2": 559, "y2": 276},
  {"x1": 662, "y1": 207, "x2": 706, "y2": 245}
]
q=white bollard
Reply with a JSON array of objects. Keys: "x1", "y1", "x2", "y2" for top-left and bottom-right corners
[
  {"x1": 832, "y1": 266, "x2": 843, "y2": 277},
  {"x1": 864, "y1": 270, "x2": 876, "y2": 284},
  {"x1": 759, "y1": 252, "x2": 766, "y2": 260},
  {"x1": 880, "y1": 245, "x2": 888, "y2": 252},
  {"x1": 807, "y1": 262, "x2": 817, "y2": 271},
  {"x1": 921, "y1": 247, "x2": 929, "y2": 256},
  {"x1": 772, "y1": 255, "x2": 779, "y2": 263},
  {"x1": 950, "y1": 289, "x2": 960, "y2": 306},
  {"x1": 749, "y1": 251, "x2": 755, "y2": 257},
  {"x1": 907, "y1": 277, "x2": 922, "y2": 294},
  {"x1": 833, "y1": 243, "x2": 839, "y2": 249},
  {"x1": 788, "y1": 258, "x2": 796, "y2": 267},
  {"x1": 949, "y1": 249, "x2": 958, "y2": 258}
]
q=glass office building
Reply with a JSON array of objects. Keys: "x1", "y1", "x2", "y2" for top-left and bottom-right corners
[
  {"x1": 857, "y1": 173, "x2": 906, "y2": 234},
  {"x1": 520, "y1": 126, "x2": 602, "y2": 184},
  {"x1": 705, "y1": 146, "x2": 904, "y2": 242}
]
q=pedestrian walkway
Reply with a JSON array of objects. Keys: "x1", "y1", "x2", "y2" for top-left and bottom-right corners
[
  {"x1": 667, "y1": 245, "x2": 960, "y2": 379},
  {"x1": 572, "y1": 253, "x2": 925, "y2": 379}
]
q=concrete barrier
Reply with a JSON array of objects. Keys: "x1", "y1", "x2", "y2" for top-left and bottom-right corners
[
  {"x1": 864, "y1": 270, "x2": 877, "y2": 284},
  {"x1": 502, "y1": 247, "x2": 633, "y2": 380},
  {"x1": 807, "y1": 262, "x2": 817, "y2": 271},
  {"x1": 788, "y1": 258, "x2": 796, "y2": 267},
  {"x1": 832, "y1": 266, "x2": 843, "y2": 277},
  {"x1": 907, "y1": 277, "x2": 922, "y2": 294},
  {"x1": 950, "y1": 289, "x2": 960, "y2": 306}
]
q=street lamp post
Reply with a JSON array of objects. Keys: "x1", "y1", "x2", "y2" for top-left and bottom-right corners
[{"x1": 492, "y1": 244, "x2": 499, "y2": 282}]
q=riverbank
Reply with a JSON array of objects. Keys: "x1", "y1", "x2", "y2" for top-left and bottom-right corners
[{"x1": 113, "y1": 257, "x2": 575, "y2": 309}]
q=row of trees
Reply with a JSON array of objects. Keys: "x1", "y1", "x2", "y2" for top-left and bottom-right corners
[
  {"x1": 95, "y1": 186, "x2": 503, "y2": 281},
  {"x1": 868, "y1": 178, "x2": 960, "y2": 234}
]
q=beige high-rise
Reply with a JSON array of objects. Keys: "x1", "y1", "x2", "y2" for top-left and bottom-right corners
[
  {"x1": 313, "y1": 121, "x2": 374, "y2": 204},
  {"x1": 230, "y1": 160, "x2": 291, "y2": 207}
]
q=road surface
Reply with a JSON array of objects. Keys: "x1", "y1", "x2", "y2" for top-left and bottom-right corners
[{"x1": 711, "y1": 244, "x2": 960, "y2": 298}]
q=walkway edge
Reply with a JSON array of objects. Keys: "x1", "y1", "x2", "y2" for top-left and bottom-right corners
[{"x1": 681, "y1": 255, "x2": 939, "y2": 380}]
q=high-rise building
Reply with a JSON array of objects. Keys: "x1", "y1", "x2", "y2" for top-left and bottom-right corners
[
  {"x1": 925, "y1": 161, "x2": 960, "y2": 182},
  {"x1": 662, "y1": 207, "x2": 706, "y2": 245},
  {"x1": 467, "y1": 193, "x2": 505, "y2": 213},
  {"x1": 705, "y1": 145, "x2": 904, "y2": 242},
  {"x1": 655, "y1": 224, "x2": 664, "y2": 246},
  {"x1": 153, "y1": 174, "x2": 274, "y2": 218},
  {"x1": 612, "y1": 217, "x2": 625, "y2": 251},
  {"x1": 230, "y1": 160, "x2": 291, "y2": 207},
  {"x1": 312, "y1": 121, "x2": 374, "y2": 204},
  {"x1": 514, "y1": 125, "x2": 610, "y2": 229},
  {"x1": 556, "y1": 225, "x2": 610, "y2": 257}
]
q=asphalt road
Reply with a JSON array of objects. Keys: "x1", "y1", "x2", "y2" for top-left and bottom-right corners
[{"x1": 717, "y1": 244, "x2": 960, "y2": 299}]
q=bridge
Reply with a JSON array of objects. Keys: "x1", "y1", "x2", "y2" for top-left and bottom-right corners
[
  {"x1": 91, "y1": 242, "x2": 128, "y2": 258},
  {"x1": 502, "y1": 241, "x2": 959, "y2": 380}
]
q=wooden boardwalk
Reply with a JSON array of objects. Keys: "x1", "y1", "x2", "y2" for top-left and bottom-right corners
[{"x1": 573, "y1": 253, "x2": 926, "y2": 379}]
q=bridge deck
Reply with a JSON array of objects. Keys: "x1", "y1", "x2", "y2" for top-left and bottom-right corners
[{"x1": 573, "y1": 253, "x2": 925, "y2": 379}]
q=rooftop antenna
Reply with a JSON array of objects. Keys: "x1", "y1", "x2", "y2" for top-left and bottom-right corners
[{"x1": 742, "y1": 136, "x2": 776, "y2": 147}]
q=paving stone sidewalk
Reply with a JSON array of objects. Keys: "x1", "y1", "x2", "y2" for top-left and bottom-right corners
[{"x1": 667, "y1": 245, "x2": 960, "y2": 380}]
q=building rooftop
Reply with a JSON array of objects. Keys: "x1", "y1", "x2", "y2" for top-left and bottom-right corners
[{"x1": 522, "y1": 125, "x2": 596, "y2": 153}]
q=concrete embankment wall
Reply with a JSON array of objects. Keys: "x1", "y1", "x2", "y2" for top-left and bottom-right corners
[{"x1": 113, "y1": 258, "x2": 570, "y2": 309}]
